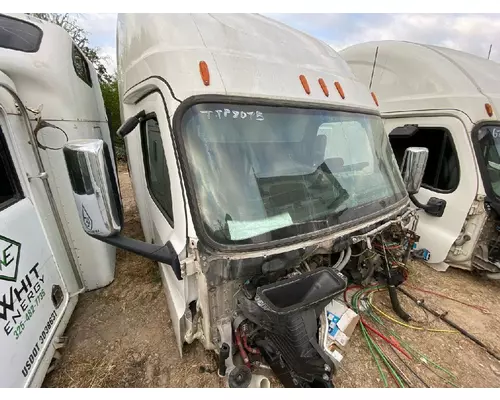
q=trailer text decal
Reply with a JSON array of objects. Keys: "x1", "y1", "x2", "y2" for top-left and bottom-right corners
[
  {"x1": 21, "y1": 309, "x2": 57, "y2": 378},
  {"x1": 200, "y1": 109, "x2": 265, "y2": 121},
  {"x1": 1, "y1": 262, "x2": 45, "y2": 339}
]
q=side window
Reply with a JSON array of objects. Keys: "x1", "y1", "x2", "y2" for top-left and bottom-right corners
[
  {"x1": 475, "y1": 125, "x2": 500, "y2": 198},
  {"x1": 0, "y1": 14, "x2": 43, "y2": 53},
  {"x1": 72, "y1": 44, "x2": 92, "y2": 87},
  {"x1": 141, "y1": 116, "x2": 174, "y2": 225},
  {"x1": 389, "y1": 127, "x2": 460, "y2": 192},
  {"x1": 0, "y1": 127, "x2": 24, "y2": 211}
]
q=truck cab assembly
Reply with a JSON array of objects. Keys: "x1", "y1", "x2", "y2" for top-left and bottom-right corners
[{"x1": 1, "y1": 13, "x2": 437, "y2": 388}]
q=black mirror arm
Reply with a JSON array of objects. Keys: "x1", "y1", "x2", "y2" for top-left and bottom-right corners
[
  {"x1": 93, "y1": 234, "x2": 183, "y2": 280},
  {"x1": 409, "y1": 194, "x2": 425, "y2": 209},
  {"x1": 409, "y1": 194, "x2": 446, "y2": 218},
  {"x1": 117, "y1": 110, "x2": 146, "y2": 138}
]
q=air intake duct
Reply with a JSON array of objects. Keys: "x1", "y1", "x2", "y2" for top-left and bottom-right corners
[{"x1": 238, "y1": 267, "x2": 347, "y2": 388}]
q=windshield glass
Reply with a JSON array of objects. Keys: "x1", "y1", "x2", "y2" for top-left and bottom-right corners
[
  {"x1": 476, "y1": 125, "x2": 500, "y2": 197},
  {"x1": 180, "y1": 103, "x2": 406, "y2": 246}
]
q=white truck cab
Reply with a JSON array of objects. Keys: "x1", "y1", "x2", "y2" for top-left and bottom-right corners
[
  {"x1": 62, "y1": 14, "x2": 428, "y2": 388},
  {"x1": 341, "y1": 41, "x2": 500, "y2": 278},
  {"x1": 0, "y1": 13, "x2": 116, "y2": 387}
]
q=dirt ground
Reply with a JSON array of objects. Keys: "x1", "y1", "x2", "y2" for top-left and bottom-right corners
[{"x1": 43, "y1": 163, "x2": 500, "y2": 388}]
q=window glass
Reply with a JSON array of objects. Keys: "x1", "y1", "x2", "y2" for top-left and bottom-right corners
[
  {"x1": 72, "y1": 44, "x2": 92, "y2": 87},
  {"x1": 142, "y1": 117, "x2": 173, "y2": 223},
  {"x1": 0, "y1": 15, "x2": 42, "y2": 53},
  {"x1": 180, "y1": 103, "x2": 406, "y2": 245},
  {"x1": 476, "y1": 125, "x2": 500, "y2": 197},
  {"x1": 0, "y1": 128, "x2": 23, "y2": 210}
]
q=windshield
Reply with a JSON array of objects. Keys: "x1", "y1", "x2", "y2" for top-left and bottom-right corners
[
  {"x1": 180, "y1": 103, "x2": 406, "y2": 246},
  {"x1": 476, "y1": 125, "x2": 500, "y2": 197}
]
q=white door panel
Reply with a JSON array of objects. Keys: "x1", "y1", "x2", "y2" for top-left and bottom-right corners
[
  {"x1": 130, "y1": 91, "x2": 188, "y2": 354},
  {"x1": 383, "y1": 115, "x2": 478, "y2": 264},
  {"x1": 1, "y1": 124, "x2": 69, "y2": 387}
]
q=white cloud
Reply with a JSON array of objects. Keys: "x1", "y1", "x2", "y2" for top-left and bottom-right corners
[
  {"x1": 318, "y1": 14, "x2": 500, "y2": 61},
  {"x1": 98, "y1": 45, "x2": 117, "y2": 75},
  {"x1": 77, "y1": 13, "x2": 117, "y2": 39}
]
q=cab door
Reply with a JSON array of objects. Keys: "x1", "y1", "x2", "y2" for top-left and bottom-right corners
[
  {"x1": 383, "y1": 114, "x2": 478, "y2": 267},
  {"x1": 0, "y1": 116, "x2": 70, "y2": 387},
  {"x1": 124, "y1": 90, "x2": 190, "y2": 354}
]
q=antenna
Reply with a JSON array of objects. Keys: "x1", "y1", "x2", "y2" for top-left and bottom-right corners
[
  {"x1": 369, "y1": 46, "x2": 379, "y2": 90},
  {"x1": 488, "y1": 44, "x2": 493, "y2": 60}
]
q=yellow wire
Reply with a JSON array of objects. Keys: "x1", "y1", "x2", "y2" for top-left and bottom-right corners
[{"x1": 368, "y1": 295, "x2": 459, "y2": 334}]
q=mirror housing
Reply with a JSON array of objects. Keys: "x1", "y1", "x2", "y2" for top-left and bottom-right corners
[
  {"x1": 399, "y1": 146, "x2": 447, "y2": 217},
  {"x1": 63, "y1": 139, "x2": 183, "y2": 280},
  {"x1": 389, "y1": 124, "x2": 419, "y2": 138},
  {"x1": 400, "y1": 147, "x2": 429, "y2": 195},
  {"x1": 63, "y1": 139, "x2": 123, "y2": 237}
]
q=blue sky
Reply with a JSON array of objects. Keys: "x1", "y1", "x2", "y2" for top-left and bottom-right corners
[{"x1": 76, "y1": 13, "x2": 500, "y2": 73}]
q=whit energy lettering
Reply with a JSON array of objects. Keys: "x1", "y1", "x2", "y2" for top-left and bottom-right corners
[{"x1": 1, "y1": 263, "x2": 45, "y2": 339}]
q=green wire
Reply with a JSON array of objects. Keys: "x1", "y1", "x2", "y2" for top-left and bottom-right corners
[
  {"x1": 360, "y1": 320, "x2": 388, "y2": 387},
  {"x1": 352, "y1": 288, "x2": 389, "y2": 387},
  {"x1": 365, "y1": 302, "x2": 457, "y2": 381},
  {"x1": 353, "y1": 286, "x2": 405, "y2": 387},
  {"x1": 360, "y1": 288, "x2": 458, "y2": 385},
  {"x1": 362, "y1": 292, "x2": 406, "y2": 388},
  {"x1": 350, "y1": 286, "x2": 458, "y2": 387},
  {"x1": 365, "y1": 323, "x2": 406, "y2": 388}
]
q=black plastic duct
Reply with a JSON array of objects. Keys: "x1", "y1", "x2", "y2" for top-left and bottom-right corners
[{"x1": 238, "y1": 267, "x2": 347, "y2": 388}]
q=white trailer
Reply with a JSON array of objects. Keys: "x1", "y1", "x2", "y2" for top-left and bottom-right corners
[
  {"x1": 0, "y1": 13, "x2": 116, "y2": 387},
  {"x1": 341, "y1": 41, "x2": 500, "y2": 278},
  {"x1": 62, "y1": 14, "x2": 430, "y2": 388}
]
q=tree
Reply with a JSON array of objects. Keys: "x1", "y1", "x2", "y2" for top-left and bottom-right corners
[{"x1": 101, "y1": 78, "x2": 126, "y2": 160}]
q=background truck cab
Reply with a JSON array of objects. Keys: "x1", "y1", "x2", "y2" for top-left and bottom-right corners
[
  {"x1": 0, "y1": 13, "x2": 116, "y2": 387},
  {"x1": 341, "y1": 40, "x2": 500, "y2": 279}
]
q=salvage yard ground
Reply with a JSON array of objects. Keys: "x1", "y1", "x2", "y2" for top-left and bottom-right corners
[{"x1": 43, "y1": 163, "x2": 500, "y2": 388}]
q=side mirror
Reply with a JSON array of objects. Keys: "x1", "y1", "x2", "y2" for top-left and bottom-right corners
[
  {"x1": 63, "y1": 139, "x2": 183, "y2": 280},
  {"x1": 63, "y1": 139, "x2": 123, "y2": 237},
  {"x1": 400, "y1": 147, "x2": 429, "y2": 195},
  {"x1": 400, "y1": 146, "x2": 447, "y2": 218}
]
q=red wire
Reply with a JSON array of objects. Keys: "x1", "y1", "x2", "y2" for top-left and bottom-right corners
[
  {"x1": 343, "y1": 285, "x2": 363, "y2": 305},
  {"x1": 362, "y1": 320, "x2": 412, "y2": 360},
  {"x1": 374, "y1": 243, "x2": 403, "y2": 250},
  {"x1": 402, "y1": 283, "x2": 490, "y2": 313},
  {"x1": 343, "y1": 285, "x2": 412, "y2": 360},
  {"x1": 242, "y1": 332, "x2": 260, "y2": 355},
  {"x1": 234, "y1": 328, "x2": 251, "y2": 368},
  {"x1": 365, "y1": 325, "x2": 405, "y2": 388}
]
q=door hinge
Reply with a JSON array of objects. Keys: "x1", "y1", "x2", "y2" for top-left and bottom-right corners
[
  {"x1": 469, "y1": 198, "x2": 484, "y2": 216},
  {"x1": 181, "y1": 256, "x2": 198, "y2": 276},
  {"x1": 188, "y1": 237, "x2": 199, "y2": 250},
  {"x1": 27, "y1": 171, "x2": 48, "y2": 181},
  {"x1": 181, "y1": 238, "x2": 200, "y2": 277}
]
